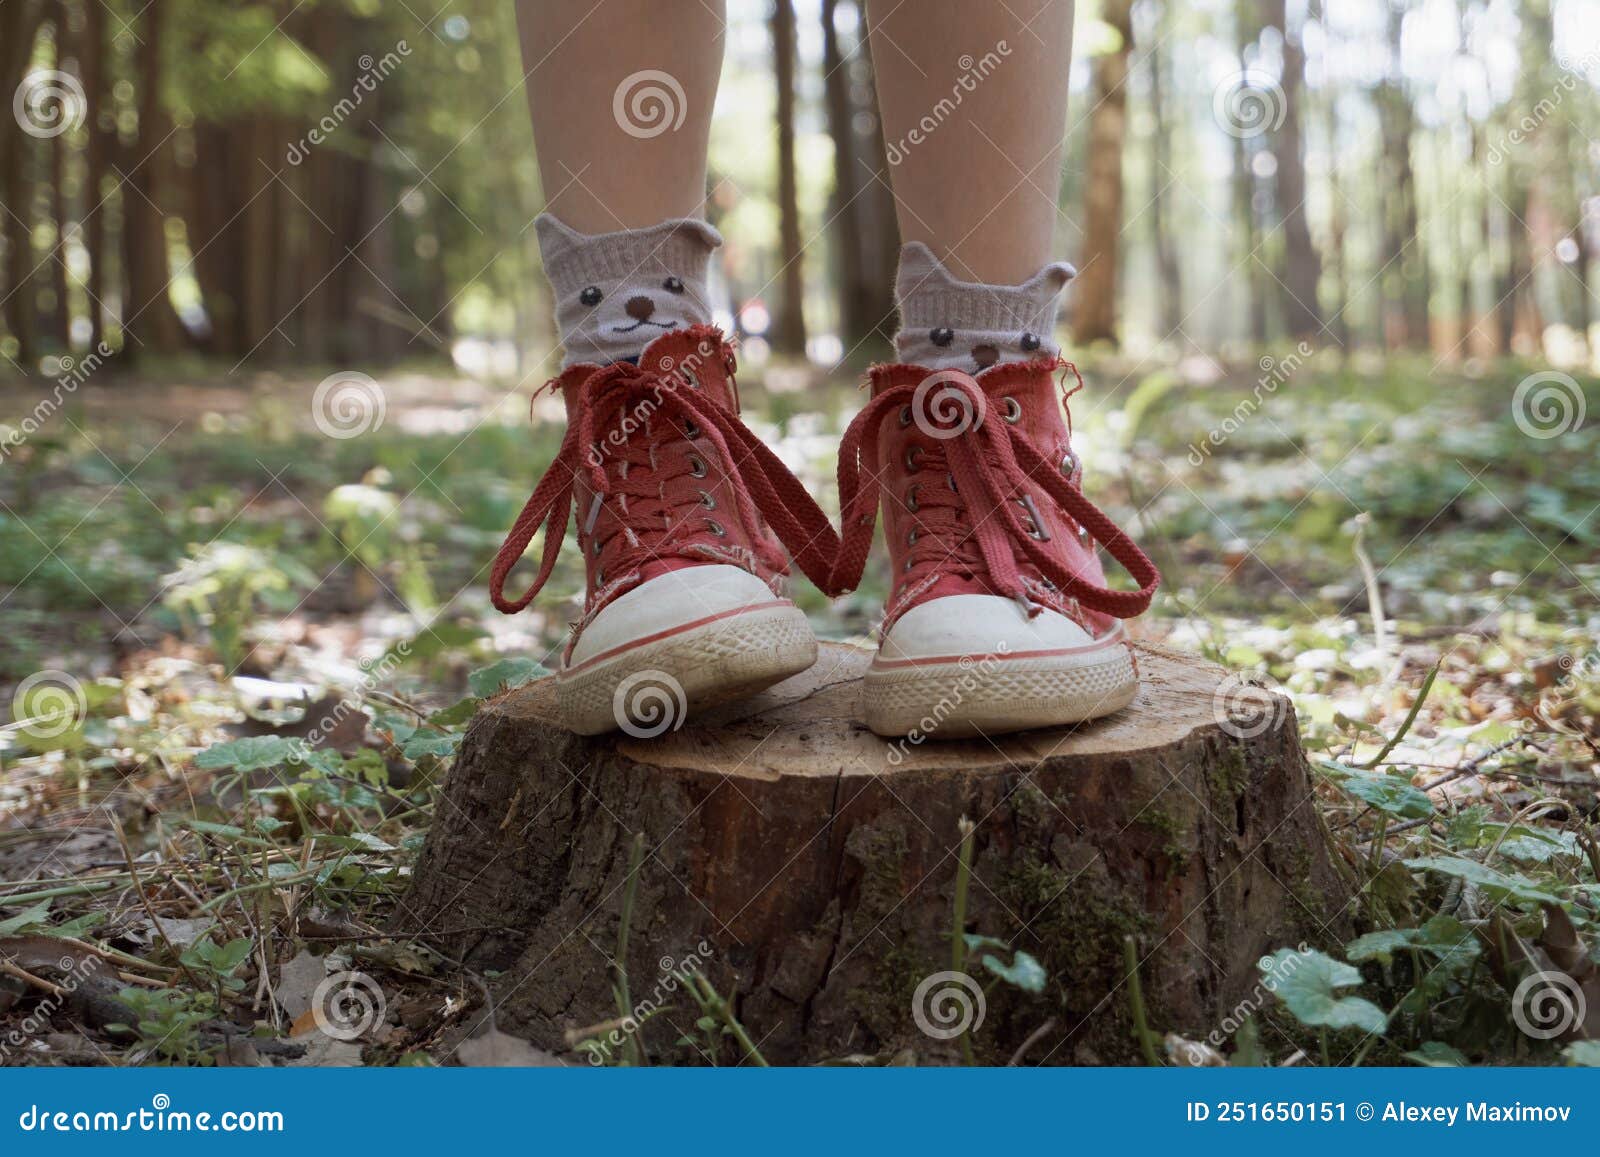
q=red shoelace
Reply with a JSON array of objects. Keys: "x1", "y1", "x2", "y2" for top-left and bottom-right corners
[
  {"x1": 832, "y1": 369, "x2": 1159, "y2": 619},
  {"x1": 489, "y1": 359, "x2": 843, "y2": 615}
]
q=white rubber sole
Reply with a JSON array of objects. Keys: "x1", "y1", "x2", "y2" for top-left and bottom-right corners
[
  {"x1": 862, "y1": 640, "x2": 1137, "y2": 739},
  {"x1": 558, "y1": 603, "x2": 817, "y2": 736}
]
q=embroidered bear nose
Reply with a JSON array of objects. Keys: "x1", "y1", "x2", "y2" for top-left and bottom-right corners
[
  {"x1": 973, "y1": 343, "x2": 999, "y2": 369},
  {"x1": 626, "y1": 295, "x2": 656, "y2": 321}
]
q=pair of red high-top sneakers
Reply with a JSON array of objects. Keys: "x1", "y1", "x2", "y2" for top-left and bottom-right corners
[{"x1": 489, "y1": 326, "x2": 1158, "y2": 738}]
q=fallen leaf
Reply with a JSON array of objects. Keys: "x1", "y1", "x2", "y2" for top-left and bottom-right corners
[{"x1": 455, "y1": 1028, "x2": 562, "y2": 1067}]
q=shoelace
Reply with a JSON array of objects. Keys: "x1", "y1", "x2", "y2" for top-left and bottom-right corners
[
  {"x1": 832, "y1": 370, "x2": 1159, "y2": 618},
  {"x1": 490, "y1": 360, "x2": 843, "y2": 614}
]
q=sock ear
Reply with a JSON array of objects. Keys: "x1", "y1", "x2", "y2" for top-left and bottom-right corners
[
  {"x1": 896, "y1": 241, "x2": 961, "y2": 298},
  {"x1": 534, "y1": 213, "x2": 585, "y2": 262},
  {"x1": 664, "y1": 218, "x2": 723, "y2": 250},
  {"x1": 1021, "y1": 261, "x2": 1077, "y2": 296}
]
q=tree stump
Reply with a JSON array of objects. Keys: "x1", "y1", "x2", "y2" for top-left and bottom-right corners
[{"x1": 400, "y1": 642, "x2": 1349, "y2": 1065}]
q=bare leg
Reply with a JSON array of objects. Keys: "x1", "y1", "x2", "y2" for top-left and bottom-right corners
[
  {"x1": 517, "y1": 0, "x2": 726, "y2": 231},
  {"x1": 868, "y1": 0, "x2": 1074, "y2": 285}
]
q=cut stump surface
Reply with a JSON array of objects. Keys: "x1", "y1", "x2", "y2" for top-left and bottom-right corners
[{"x1": 401, "y1": 642, "x2": 1348, "y2": 1064}]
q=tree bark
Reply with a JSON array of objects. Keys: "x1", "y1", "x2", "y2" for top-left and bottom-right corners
[
  {"x1": 121, "y1": 0, "x2": 183, "y2": 359},
  {"x1": 80, "y1": 0, "x2": 108, "y2": 352},
  {"x1": 1, "y1": 0, "x2": 45, "y2": 367},
  {"x1": 1073, "y1": 0, "x2": 1134, "y2": 347},
  {"x1": 1264, "y1": 0, "x2": 1321, "y2": 341},
  {"x1": 1231, "y1": 0, "x2": 1267, "y2": 347},
  {"x1": 401, "y1": 642, "x2": 1349, "y2": 1066},
  {"x1": 770, "y1": 0, "x2": 806, "y2": 356},
  {"x1": 1146, "y1": 2, "x2": 1183, "y2": 340}
]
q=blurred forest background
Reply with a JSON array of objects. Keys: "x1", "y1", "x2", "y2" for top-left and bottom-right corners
[
  {"x1": 1, "y1": 1, "x2": 1598, "y2": 1068},
  {"x1": 2, "y1": 0, "x2": 1598, "y2": 371}
]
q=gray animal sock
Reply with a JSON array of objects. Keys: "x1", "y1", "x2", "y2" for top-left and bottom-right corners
[
  {"x1": 535, "y1": 214, "x2": 721, "y2": 368},
  {"x1": 893, "y1": 241, "x2": 1075, "y2": 374}
]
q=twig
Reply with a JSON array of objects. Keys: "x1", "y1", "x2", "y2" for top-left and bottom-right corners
[
  {"x1": 952, "y1": 817, "x2": 976, "y2": 1067},
  {"x1": 1360, "y1": 661, "x2": 1440, "y2": 769},
  {"x1": 1123, "y1": 935, "x2": 1162, "y2": 1067},
  {"x1": 113, "y1": 820, "x2": 207, "y2": 992},
  {"x1": 0, "y1": 958, "x2": 68, "y2": 997},
  {"x1": 1351, "y1": 512, "x2": 1389, "y2": 656},
  {"x1": 1006, "y1": 1018, "x2": 1058, "y2": 1067}
]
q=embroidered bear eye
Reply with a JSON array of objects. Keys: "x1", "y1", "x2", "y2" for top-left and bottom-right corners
[
  {"x1": 930, "y1": 327, "x2": 955, "y2": 348},
  {"x1": 663, "y1": 276, "x2": 685, "y2": 294},
  {"x1": 579, "y1": 286, "x2": 603, "y2": 307},
  {"x1": 1020, "y1": 332, "x2": 1041, "y2": 351}
]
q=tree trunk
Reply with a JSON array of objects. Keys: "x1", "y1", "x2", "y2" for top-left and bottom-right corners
[
  {"x1": 1377, "y1": 1, "x2": 1427, "y2": 349},
  {"x1": 821, "y1": 0, "x2": 893, "y2": 357},
  {"x1": 1264, "y1": 0, "x2": 1321, "y2": 341},
  {"x1": 1073, "y1": 0, "x2": 1134, "y2": 347},
  {"x1": 121, "y1": 0, "x2": 183, "y2": 359},
  {"x1": 1315, "y1": 0, "x2": 1348, "y2": 355},
  {"x1": 401, "y1": 642, "x2": 1348, "y2": 1066},
  {"x1": 770, "y1": 0, "x2": 806, "y2": 356},
  {"x1": 1, "y1": 0, "x2": 45, "y2": 368},
  {"x1": 1146, "y1": 2, "x2": 1182, "y2": 340},
  {"x1": 1231, "y1": 0, "x2": 1267, "y2": 347},
  {"x1": 80, "y1": 0, "x2": 108, "y2": 352}
]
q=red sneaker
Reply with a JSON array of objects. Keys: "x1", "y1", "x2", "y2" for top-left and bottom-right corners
[
  {"x1": 833, "y1": 360, "x2": 1159, "y2": 737},
  {"x1": 490, "y1": 327, "x2": 840, "y2": 735}
]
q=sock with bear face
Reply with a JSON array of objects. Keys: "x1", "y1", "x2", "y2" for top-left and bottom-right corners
[
  {"x1": 892, "y1": 241, "x2": 1076, "y2": 375},
  {"x1": 535, "y1": 214, "x2": 721, "y2": 369}
]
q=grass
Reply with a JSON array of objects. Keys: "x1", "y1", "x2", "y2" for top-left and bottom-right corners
[{"x1": 0, "y1": 350, "x2": 1596, "y2": 1066}]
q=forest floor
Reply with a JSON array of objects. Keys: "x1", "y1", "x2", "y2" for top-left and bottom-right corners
[{"x1": 0, "y1": 349, "x2": 1597, "y2": 1067}]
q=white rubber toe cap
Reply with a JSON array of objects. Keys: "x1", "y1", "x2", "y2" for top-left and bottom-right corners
[
  {"x1": 568, "y1": 564, "x2": 784, "y2": 668},
  {"x1": 877, "y1": 593, "x2": 1114, "y2": 665}
]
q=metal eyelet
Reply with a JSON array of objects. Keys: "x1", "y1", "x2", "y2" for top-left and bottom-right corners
[
  {"x1": 904, "y1": 445, "x2": 924, "y2": 472},
  {"x1": 590, "y1": 537, "x2": 603, "y2": 557},
  {"x1": 1017, "y1": 495, "x2": 1051, "y2": 542},
  {"x1": 903, "y1": 558, "x2": 914, "y2": 572},
  {"x1": 706, "y1": 518, "x2": 726, "y2": 537},
  {"x1": 1059, "y1": 450, "x2": 1078, "y2": 477},
  {"x1": 907, "y1": 528, "x2": 919, "y2": 546},
  {"x1": 680, "y1": 366, "x2": 701, "y2": 389},
  {"x1": 682, "y1": 418, "x2": 701, "y2": 439},
  {"x1": 687, "y1": 454, "x2": 708, "y2": 478},
  {"x1": 699, "y1": 489, "x2": 717, "y2": 509},
  {"x1": 595, "y1": 568, "x2": 606, "y2": 586},
  {"x1": 905, "y1": 484, "x2": 920, "y2": 512},
  {"x1": 898, "y1": 405, "x2": 913, "y2": 428},
  {"x1": 1002, "y1": 397, "x2": 1022, "y2": 423},
  {"x1": 946, "y1": 472, "x2": 958, "y2": 493},
  {"x1": 1077, "y1": 524, "x2": 1091, "y2": 545}
]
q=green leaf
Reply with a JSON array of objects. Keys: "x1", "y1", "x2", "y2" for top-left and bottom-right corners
[
  {"x1": 1564, "y1": 1041, "x2": 1600, "y2": 1067},
  {"x1": 468, "y1": 658, "x2": 542, "y2": 698},
  {"x1": 401, "y1": 727, "x2": 460, "y2": 759},
  {"x1": 1259, "y1": 948, "x2": 1388, "y2": 1034},
  {"x1": 960, "y1": 933, "x2": 1011, "y2": 953},
  {"x1": 1346, "y1": 928, "x2": 1417, "y2": 964},
  {"x1": 1320, "y1": 762, "x2": 1434, "y2": 819},
  {"x1": 1345, "y1": 915, "x2": 1478, "y2": 966},
  {"x1": 195, "y1": 735, "x2": 305, "y2": 771},
  {"x1": 1405, "y1": 855, "x2": 1563, "y2": 906},
  {"x1": 0, "y1": 900, "x2": 54, "y2": 935},
  {"x1": 980, "y1": 950, "x2": 1047, "y2": 994},
  {"x1": 1405, "y1": 1041, "x2": 1468, "y2": 1067},
  {"x1": 428, "y1": 697, "x2": 480, "y2": 727}
]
